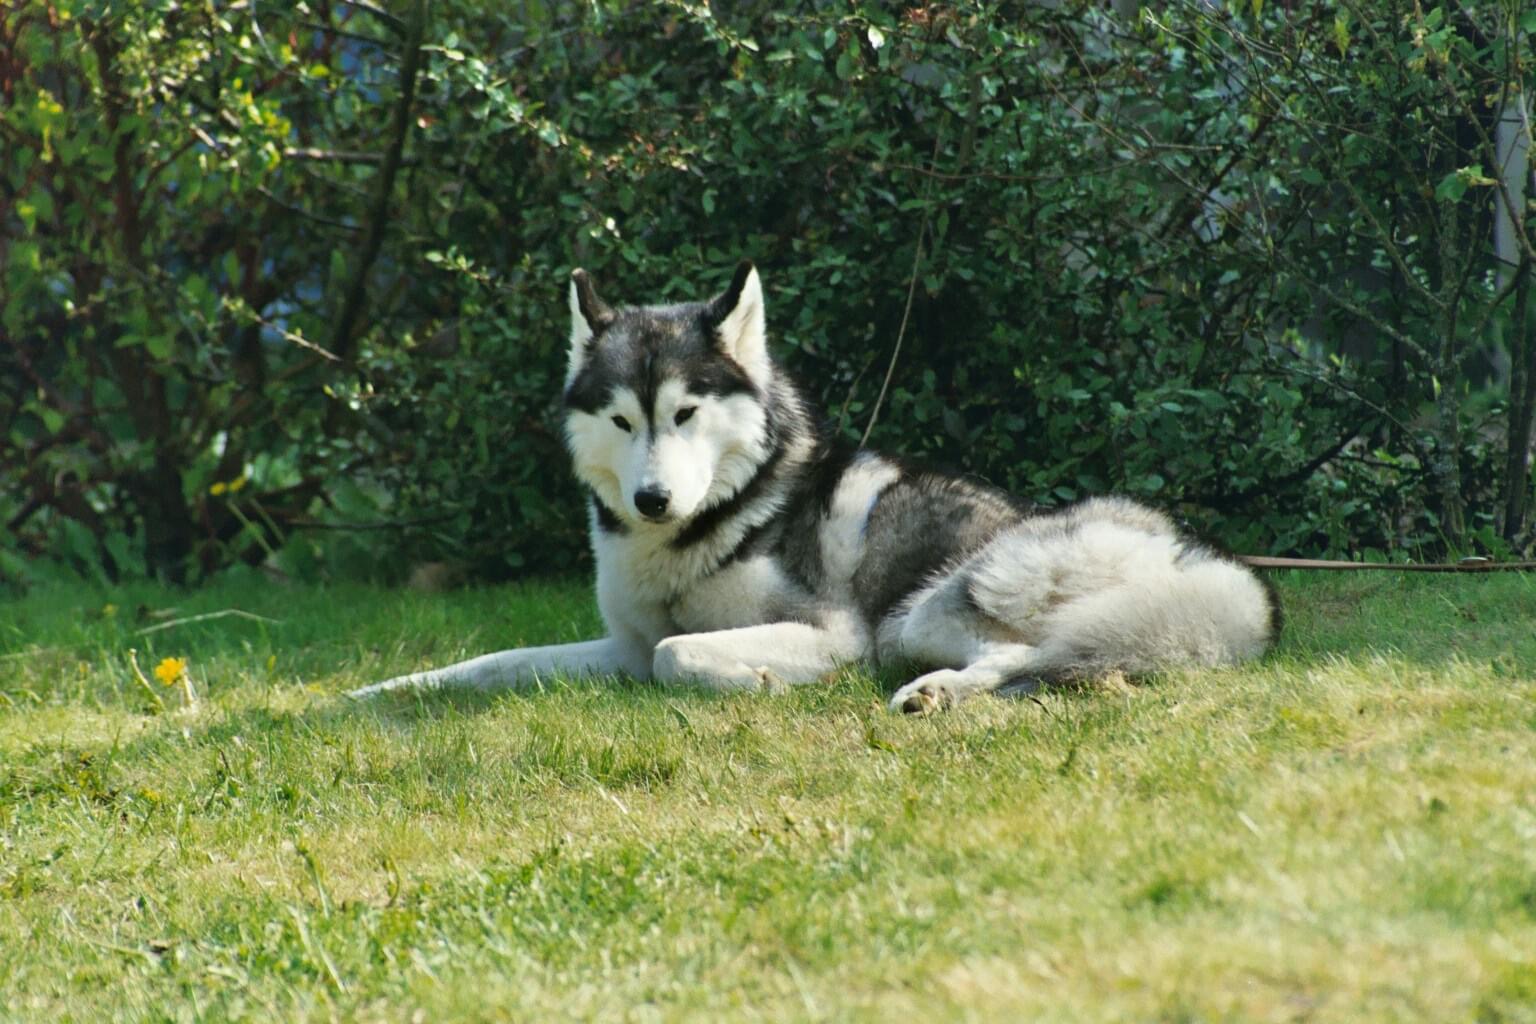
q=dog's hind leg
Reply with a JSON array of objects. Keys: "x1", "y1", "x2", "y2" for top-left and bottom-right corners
[
  {"x1": 888, "y1": 646, "x2": 1046, "y2": 714},
  {"x1": 879, "y1": 572, "x2": 1052, "y2": 713}
]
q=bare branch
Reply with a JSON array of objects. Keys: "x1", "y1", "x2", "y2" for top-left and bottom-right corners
[
  {"x1": 861, "y1": 127, "x2": 944, "y2": 447},
  {"x1": 1269, "y1": 359, "x2": 1434, "y2": 466},
  {"x1": 1310, "y1": 280, "x2": 1434, "y2": 366},
  {"x1": 300, "y1": 20, "x2": 395, "y2": 50},
  {"x1": 337, "y1": 0, "x2": 405, "y2": 34},
  {"x1": 329, "y1": 0, "x2": 427, "y2": 360},
  {"x1": 1440, "y1": 64, "x2": 1536, "y2": 266},
  {"x1": 227, "y1": 302, "x2": 343, "y2": 363},
  {"x1": 256, "y1": 186, "x2": 363, "y2": 234},
  {"x1": 283, "y1": 147, "x2": 417, "y2": 166}
]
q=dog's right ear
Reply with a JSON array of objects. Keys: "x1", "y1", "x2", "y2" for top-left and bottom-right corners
[
  {"x1": 706, "y1": 260, "x2": 770, "y2": 387},
  {"x1": 567, "y1": 269, "x2": 614, "y2": 385}
]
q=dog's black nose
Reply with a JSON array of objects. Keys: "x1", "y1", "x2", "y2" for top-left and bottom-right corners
[{"x1": 634, "y1": 487, "x2": 671, "y2": 520}]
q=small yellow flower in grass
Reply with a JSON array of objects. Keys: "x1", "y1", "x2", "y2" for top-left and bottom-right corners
[{"x1": 153, "y1": 656, "x2": 188, "y2": 688}]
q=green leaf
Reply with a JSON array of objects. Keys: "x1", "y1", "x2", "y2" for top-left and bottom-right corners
[
  {"x1": 864, "y1": 725, "x2": 897, "y2": 754},
  {"x1": 835, "y1": 47, "x2": 856, "y2": 81},
  {"x1": 11, "y1": 240, "x2": 40, "y2": 271},
  {"x1": 1435, "y1": 170, "x2": 1468, "y2": 203}
]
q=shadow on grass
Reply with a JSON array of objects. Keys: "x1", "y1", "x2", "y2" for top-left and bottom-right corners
[
  {"x1": 5, "y1": 570, "x2": 1534, "y2": 742},
  {"x1": 1263, "y1": 570, "x2": 1536, "y2": 672},
  {"x1": 5, "y1": 570, "x2": 1532, "y2": 820}
]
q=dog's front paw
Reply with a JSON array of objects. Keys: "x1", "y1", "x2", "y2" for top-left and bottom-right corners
[
  {"x1": 889, "y1": 670, "x2": 965, "y2": 715},
  {"x1": 754, "y1": 666, "x2": 789, "y2": 695}
]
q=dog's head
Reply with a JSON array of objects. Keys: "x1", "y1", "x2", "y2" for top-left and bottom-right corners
[{"x1": 562, "y1": 262, "x2": 775, "y2": 528}]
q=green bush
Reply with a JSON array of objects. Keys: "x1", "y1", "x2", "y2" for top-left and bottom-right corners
[{"x1": 2, "y1": 0, "x2": 1532, "y2": 584}]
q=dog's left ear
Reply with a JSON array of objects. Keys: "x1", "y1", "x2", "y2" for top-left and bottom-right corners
[{"x1": 706, "y1": 260, "x2": 769, "y2": 386}]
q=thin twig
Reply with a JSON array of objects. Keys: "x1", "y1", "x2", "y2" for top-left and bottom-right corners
[
  {"x1": 126, "y1": 649, "x2": 166, "y2": 712},
  {"x1": 861, "y1": 128, "x2": 944, "y2": 448},
  {"x1": 859, "y1": 226, "x2": 926, "y2": 448},
  {"x1": 282, "y1": 513, "x2": 457, "y2": 531},
  {"x1": 135, "y1": 610, "x2": 284, "y2": 636},
  {"x1": 283, "y1": 147, "x2": 416, "y2": 166},
  {"x1": 338, "y1": 0, "x2": 404, "y2": 33},
  {"x1": 834, "y1": 350, "x2": 878, "y2": 435},
  {"x1": 78, "y1": 936, "x2": 159, "y2": 964},
  {"x1": 226, "y1": 300, "x2": 343, "y2": 362},
  {"x1": 1441, "y1": 66, "x2": 1536, "y2": 267},
  {"x1": 256, "y1": 186, "x2": 363, "y2": 234},
  {"x1": 301, "y1": 20, "x2": 395, "y2": 50},
  {"x1": 1269, "y1": 359, "x2": 1432, "y2": 465},
  {"x1": 0, "y1": 645, "x2": 73, "y2": 662},
  {"x1": 1310, "y1": 280, "x2": 1434, "y2": 366}
]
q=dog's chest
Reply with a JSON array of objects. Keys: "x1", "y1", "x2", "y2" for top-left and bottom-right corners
[
  {"x1": 593, "y1": 526, "x2": 807, "y2": 635},
  {"x1": 666, "y1": 556, "x2": 807, "y2": 632},
  {"x1": 593, "y1": 527, "x2": 717, "y2": 607}
]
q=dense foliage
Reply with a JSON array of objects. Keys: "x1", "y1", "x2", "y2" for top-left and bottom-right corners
[{"x1": 2, "y1": 0, "x2": 1533, "y2": 584}]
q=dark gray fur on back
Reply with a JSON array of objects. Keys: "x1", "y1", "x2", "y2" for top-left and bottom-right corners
[
  {"x1": 848, "y1": 473, "x2": 1024, "y2": 623},
  {"x1": 685, "y1": 366, "x2": 1031, "y2": 630}
]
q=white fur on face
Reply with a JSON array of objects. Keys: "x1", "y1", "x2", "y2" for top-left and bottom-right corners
[{"x1": 565, "y1": 378, "x2": 770, "y2": 526}]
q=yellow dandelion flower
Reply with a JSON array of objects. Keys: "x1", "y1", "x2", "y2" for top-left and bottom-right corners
[{"x1": 153, "y1": 656, "x2": 188, "y2": 687}]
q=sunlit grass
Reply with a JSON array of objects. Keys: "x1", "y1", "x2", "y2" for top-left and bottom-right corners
[{"x1": 2, "y1": 570, "x2": 1534, "y2": 1021}]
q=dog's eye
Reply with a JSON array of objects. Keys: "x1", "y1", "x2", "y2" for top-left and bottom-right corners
[
  {"x1": 611, "y1": 415, "x2": 632, "y2": 432},
  {"x1": 674, "y1": 407, "x2": 696, "y2": 426}
]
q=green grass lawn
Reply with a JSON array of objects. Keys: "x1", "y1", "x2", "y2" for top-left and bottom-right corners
[{"x1": 2, "y1": 570, "x2": 1535, "y2": 1022}]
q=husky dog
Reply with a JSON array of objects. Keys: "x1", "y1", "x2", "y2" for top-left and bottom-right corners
[{"x1": 352, "y1": 262, "x2": 1279, "y2": 712}]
